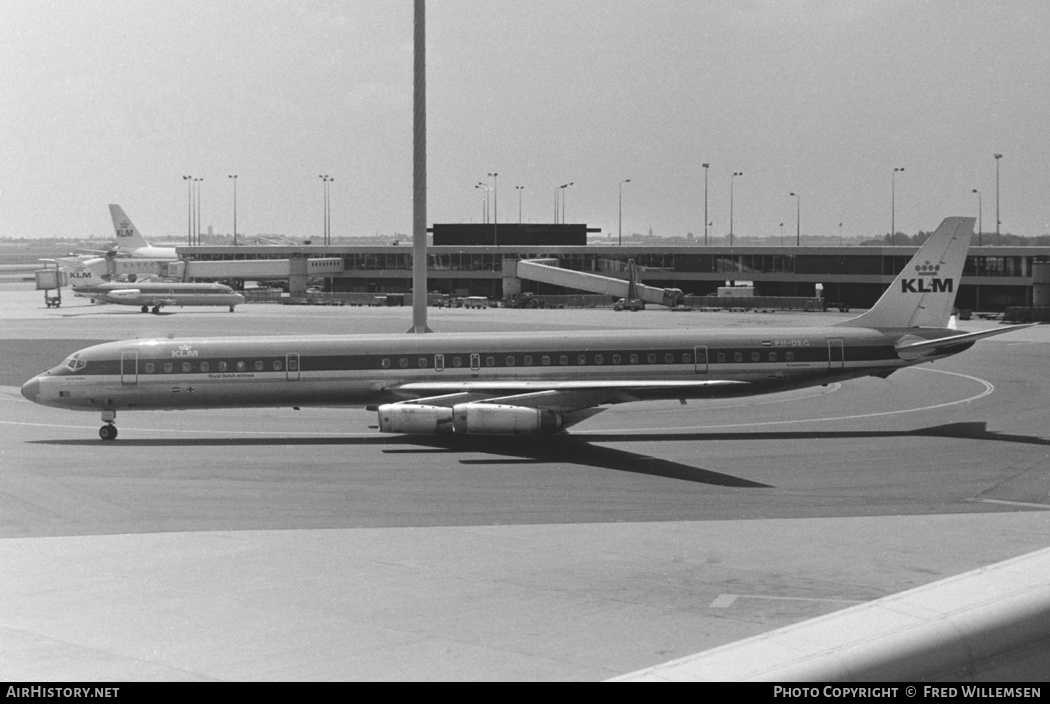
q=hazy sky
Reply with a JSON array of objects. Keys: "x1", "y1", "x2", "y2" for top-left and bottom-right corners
[{"x1": 2, "y1": 0, "x2": 1048, "y2": 242}]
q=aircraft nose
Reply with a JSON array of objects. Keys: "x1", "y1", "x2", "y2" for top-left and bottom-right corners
[{"x1": 21, "y1": 377, "x2": 40, "y2": 403}]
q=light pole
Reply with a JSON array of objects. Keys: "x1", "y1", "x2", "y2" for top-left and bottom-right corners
[
  {"x1": 488, "y1": 172, "x2": 498, "y2": 245},
  {"x1": 475, "y1": 183, "x2": 489, "y2": 223},
  {"x1": 891, "y1": 167, "x2": 904, "y2": 240},
  {"x1": 559, "y1": 182, "x2": 573, "y2": 224},
  {"x1": 182, "y1": 175, "x2": 193, "y2": 245},
  {"x1": 228, "y1": 175, "x2": 238, "y2": 245},
  {"x1": 618, "y1": 178, "x2": 631, "y2": 246},
  {"x1": 839, "y1": 222, "x2": 843, "y2": 246},
  {"x1": 515, "y1": 186, "x2": 524, "y2": 224},
  {"x1": 319, "y1": 175, "x2": 333, "y2": 244},
  {"x1": 702, "y1": 163, "x2": 709, "y2": 246},
  {"x1": 790, "y1": 192, "x2": 800, "y2": 246},
  {"x1": 972, "y1": 188, "x2": 982, "y2": 246},
  {"x1": 994, "y1": 153, "x2": 1002, "y2": 241},
  {"x1": 194, "y1": 177, "x2": 203, "y2": 245},
  {"x1": 779, "y1": 222, "x2": 784, "y2": 245},
  {"x1": 729, "y1": 171, "x2": 743, "y2": 246}
]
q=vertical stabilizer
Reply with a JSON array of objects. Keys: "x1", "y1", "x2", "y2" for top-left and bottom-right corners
[
  {"x1": 61, "y1": 257, "x2": 109, "y2": 287},
  {"x1": 838, "y1": 217, "x2": 973, "y2": 329},
  {"x1": 108, "y1": 204, "x2": 152, "y2": 252}
]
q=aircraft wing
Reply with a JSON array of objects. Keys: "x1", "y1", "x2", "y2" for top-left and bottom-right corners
[
  {"x1": 896, "y1": 324, "x2": 1036, "y2": 360},
  {"x1": 389, "y1": 379, "x2": 748, "y2": 411}
]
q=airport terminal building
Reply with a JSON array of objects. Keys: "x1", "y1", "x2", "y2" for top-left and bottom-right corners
[{"x1": 182, "y1": 223, "x2": 1047, "y2": 311}]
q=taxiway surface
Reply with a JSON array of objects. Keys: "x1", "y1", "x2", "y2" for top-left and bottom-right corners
[{"x1": 2, "y1": 286, "x2": 1048, "y2": 680}]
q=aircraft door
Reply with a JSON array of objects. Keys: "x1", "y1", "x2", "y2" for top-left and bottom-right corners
[
  {"x1": 286, "y1": 353, "x2": 300, "y2": 381},
  {"x1": 828, "y1": 339, "x2": 844, "y2": 369},
  {"x1": 120, "y1": 351, "x2": 138, "y2": 385},
  {"x1": 693, "y1": 346, "x2": 708, "y2": 373}
]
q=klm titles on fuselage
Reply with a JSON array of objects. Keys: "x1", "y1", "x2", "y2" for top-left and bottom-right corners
[{"x1": 171, "y1": 346, "x2": 199, "y2": 358}]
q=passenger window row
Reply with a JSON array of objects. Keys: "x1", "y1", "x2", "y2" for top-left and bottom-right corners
[
  {"x1": 143, "y1": 359, "x2": 285, "y2": 374},
  {"x1": 381, "y1": 352, "x2": 698, "y2": 370},
  {"x1": 137, "y1": 348, "x2": 798, "y2": 375}
]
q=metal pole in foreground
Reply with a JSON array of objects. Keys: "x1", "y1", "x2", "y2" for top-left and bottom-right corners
[{"x1": 408, "y1": 0, "x2": 431, "y2": 333}]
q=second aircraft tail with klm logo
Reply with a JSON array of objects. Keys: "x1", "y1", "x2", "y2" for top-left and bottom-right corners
[{"x1": 837, "y1": 216, "x2": 974, "y2": 330}]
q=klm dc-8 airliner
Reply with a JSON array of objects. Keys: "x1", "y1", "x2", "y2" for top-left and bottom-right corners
[{"x1": 21, "y1": 217, "x2": 1030, "y2": 440}]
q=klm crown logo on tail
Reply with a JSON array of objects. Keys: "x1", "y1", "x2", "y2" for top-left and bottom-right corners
[
  {"x1": 901, "y1": 261, "x2": 953, "y2": 294},
  {"x1": 116, "y1": 220, "x2": 134, "y2": 240}
]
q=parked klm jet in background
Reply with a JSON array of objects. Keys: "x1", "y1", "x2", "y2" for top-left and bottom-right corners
[
  {"x1": 107, "y1": 204, "x2": 179, "y2": 259},
  {"x1": 63, "y1": 261, "x2": 243, "y2": 313},
  {"x1": 21, "y1": 217, "x2": 1032, "y2": 441}
]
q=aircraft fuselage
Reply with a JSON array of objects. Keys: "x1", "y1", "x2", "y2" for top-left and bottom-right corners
[{"x1": 22, "y1": 326, "x2": 958, "y2": 415}]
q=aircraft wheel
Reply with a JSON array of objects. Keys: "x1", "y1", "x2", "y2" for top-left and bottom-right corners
[
  {"x1": 229, "y1": 306, "x2": 235, "y2": 312},
  {"x1": 141, "y1": 306, "x2": 149, "y2": 313},
  {"x1": 99, "y1": 424, "x2": 118, "y2": 441},
  {"x1": 151, "y1": 306, "x2": 160, "y2": 314}
]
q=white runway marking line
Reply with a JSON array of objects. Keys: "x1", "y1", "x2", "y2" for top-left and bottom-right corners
[
  {"x1": 972, "y1": 499, "x2": 1050, "y2": 511},
  {"x1": 596, "y1": 368, "x2": 995, "y2": 434},
  {"x1": 709, "y1": 594, "x2": 866, "y2": 608}
]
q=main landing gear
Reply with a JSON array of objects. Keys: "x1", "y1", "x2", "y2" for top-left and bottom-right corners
[{"x1": 99, "y1": 410, "x2": 117, "y2": 441}]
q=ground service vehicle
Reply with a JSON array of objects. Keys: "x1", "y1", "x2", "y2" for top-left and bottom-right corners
[{"x1": 614, "y1": 298, "x2": 645, "y2": 312}]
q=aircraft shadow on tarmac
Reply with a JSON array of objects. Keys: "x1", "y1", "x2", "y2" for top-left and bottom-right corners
[
  {"x1": 56, "y1": 309, "x2": 178, "y2": 317},
  {"x1": 31, "y1": 422, "x2": 1050, "y2": 489}
]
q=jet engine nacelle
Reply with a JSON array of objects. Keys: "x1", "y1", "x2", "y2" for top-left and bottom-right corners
[
  {"x1": 105, "y1": 288, "x2": 141, "y2": 300},
  {"x1": 377, "y1": 404, "x2": 453, "y2": 434},
  {"x1": 451, "y1": 403, "x2": 563, "y2": 435}
]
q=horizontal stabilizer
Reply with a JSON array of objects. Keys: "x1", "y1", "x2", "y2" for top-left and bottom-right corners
[{"x1": 896, "y1": 324, "x2": 1035, "y2": 360}]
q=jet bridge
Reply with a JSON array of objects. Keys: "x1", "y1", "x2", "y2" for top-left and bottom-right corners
[{"x1": 514, "y1": 258, "x2": 683, "y2": 307}]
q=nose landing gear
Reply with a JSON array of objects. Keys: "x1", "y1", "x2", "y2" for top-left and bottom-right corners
[{"x1": 99, "y1": 409, "x2": 118, "y2": 441}]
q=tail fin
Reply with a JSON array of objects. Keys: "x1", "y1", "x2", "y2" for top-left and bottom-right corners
[
  {"x1": 60, "y1": 256, "x2": 110, "y2": 287},
  {"x1": 838, "y1": 216, "x2": 973, "y2": 329},
  {"x1": 108, "y1": 204, "x2": 151, "y2": 251}
]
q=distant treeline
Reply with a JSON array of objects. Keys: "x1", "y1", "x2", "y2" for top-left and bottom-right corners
[{"x1": 861, "y1": 231, "x2": 1050, "y2": 247}]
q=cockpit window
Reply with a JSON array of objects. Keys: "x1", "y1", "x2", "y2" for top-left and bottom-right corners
[
  {"x1": 64, "y1": 355, "x2": 87, "y2": 372},
  {"x1": 51, "y1": 354, "x2": 87, "y2": 375}
]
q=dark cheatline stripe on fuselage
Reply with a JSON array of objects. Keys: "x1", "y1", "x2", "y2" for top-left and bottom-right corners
[{"x1": 61, "y1": 342, "x2": 900, "y2": 378}]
